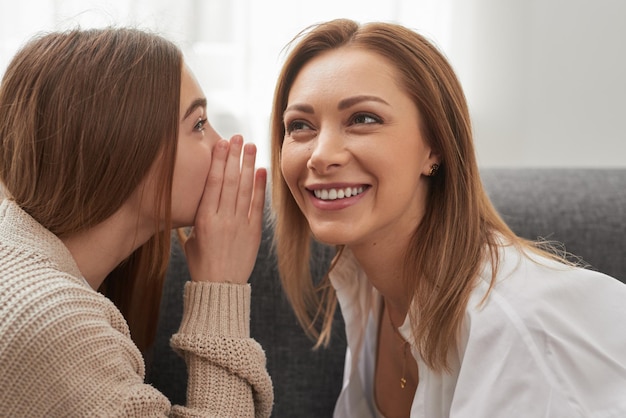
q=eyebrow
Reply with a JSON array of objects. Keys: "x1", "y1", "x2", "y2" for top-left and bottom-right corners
[
  {"x1": 283, "y1": 103, "x2": 314, "y2": 115},
  {"x1": 338, "y1": 95, "x2": 389, "y2": 110},
  {"x1": 182, "y1": 98, "x2": 207, "y2": 120},
  {"x1": 283, "y1": 95, "x2": 390, "y2": 116}
]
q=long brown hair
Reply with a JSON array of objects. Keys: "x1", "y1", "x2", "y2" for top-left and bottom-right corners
[
  {"x1": 0, "y1": 28, "x2": 181, "y2": 352},
  {"x1": 270, "y1": 19, "x2": 542, "y2": 372}
]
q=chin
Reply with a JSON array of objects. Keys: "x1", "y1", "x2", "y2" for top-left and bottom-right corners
[
  {"x1": 310, "y1": 229, "x2": 350, "y2": 247},
  {"x1": 170, "y1": 214, "x2": 195, "y2": 229}
]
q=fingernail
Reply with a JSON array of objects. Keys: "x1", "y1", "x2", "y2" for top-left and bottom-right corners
[
  {"x1": 244, "y1": 143, "x2": 257, "y2": 154},
  {"x1": 231, "y1": 135, "x2": 243, "y2": 145}
]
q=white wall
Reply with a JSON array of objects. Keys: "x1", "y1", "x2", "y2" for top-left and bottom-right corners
[
  {"x1": 1, "y1": 0, "x2": 624, "y2": 168},
  {"x1": 447, "y1": 0, "x2": 626, "y2": 167}
]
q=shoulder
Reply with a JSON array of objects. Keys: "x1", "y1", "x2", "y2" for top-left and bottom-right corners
[
  {"x1": 456, "y1": 245, "x2": 626, "y2": 414},
  {"x1": 0, "y1": 213, "x2": 122, "y2": 324},
  {"x1": 1, "y1": 268, "x2": 131, "y2": 342},
  {"x1": 0, "y1": 258, "x2": 150, "y2": 415},
  {"x1": 475, "y1": 243, "x2": 626, "y2": 311},
  {"x1": 468, "y1": 243, "x2": 626, "y2": 338},
  {"x1": 0, "y1": 252, "x2": 133, "y2": 358},
  {"x1": 0, "y1": 211, "x2": 136, "y2": 364}
]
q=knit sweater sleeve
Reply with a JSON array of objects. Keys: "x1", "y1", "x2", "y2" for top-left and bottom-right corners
[{"x1": 169, "y1": 281, "x2": 273, "y2": 418}]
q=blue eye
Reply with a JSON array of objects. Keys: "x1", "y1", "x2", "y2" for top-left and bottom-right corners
[{"x1": 194, "y1": 118, "x2": 207, "y2": 131}]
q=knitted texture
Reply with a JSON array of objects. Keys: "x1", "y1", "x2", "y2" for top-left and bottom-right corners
[{"x1": 0, "y1": 199, "x2": 273, "y2": 417}]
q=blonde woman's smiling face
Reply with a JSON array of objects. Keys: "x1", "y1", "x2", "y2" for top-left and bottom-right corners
[{"x1": 281, "y1": 46, "x2": 439, "y2": 251}]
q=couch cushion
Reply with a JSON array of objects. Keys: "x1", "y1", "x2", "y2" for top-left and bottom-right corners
[{"x1": 482, "y1": 168, "x2": 626, "y2": 283}]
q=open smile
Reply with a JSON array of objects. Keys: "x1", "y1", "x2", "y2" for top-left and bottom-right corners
[{"x1": 310, "y1": 186, "x2": 368, "y2": 201}]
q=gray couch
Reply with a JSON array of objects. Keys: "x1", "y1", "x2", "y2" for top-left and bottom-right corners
[{"x1": 146, "y1": 168, "x2": 626, "y2": 417}]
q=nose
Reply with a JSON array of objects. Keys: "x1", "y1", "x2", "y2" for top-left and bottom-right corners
[{"x1": 306, "y1": 127, "x2": 349, "y2": 174}]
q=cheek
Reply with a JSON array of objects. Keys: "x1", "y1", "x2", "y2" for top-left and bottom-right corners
[
  {"x1": 172, "y1": 145, "x2": 212, "y2": 206},
  {"x1": 188, "y1": 152, "x2": 211, "y2": 195},
  {"x1": 280, "y1": 141, "x2": 307, "y2": 191}
]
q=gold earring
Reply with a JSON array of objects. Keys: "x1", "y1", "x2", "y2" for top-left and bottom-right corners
[{"x1": 429, "y1": 163, "x2": 440, "y2": 177}]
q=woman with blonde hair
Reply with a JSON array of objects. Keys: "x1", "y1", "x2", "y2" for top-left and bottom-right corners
[
  {"x1": 0, "y1": 28, "x2": 272, "y2": 416},
  {"x1": 270, "y1": 18, "x2": 626, "y2": 417}
]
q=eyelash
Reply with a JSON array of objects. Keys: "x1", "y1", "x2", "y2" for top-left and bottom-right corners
[
  {"x1": 351, "y1": 113, "x2": 382, "y2": 125},
  {"x1": 285, "y1": 112, "x2": 382, "y2": 134},
  {"x1": 194, "y1": 118, "x2": 208, "y2": 132},
  {"x1": 285, "y1": 120, "x2": 310, "y2": 134}
]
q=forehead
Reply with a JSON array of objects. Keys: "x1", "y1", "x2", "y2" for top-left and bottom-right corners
[
  {"x1": 180, "y1": 64, "x2": 204, "y2": 112},
  {"x1": 288, "y1": 47, "x2": 404, "y2": 102}
]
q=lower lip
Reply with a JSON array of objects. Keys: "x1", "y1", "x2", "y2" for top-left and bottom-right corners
[{"x1": 308, "y1": 188, "x2": 368, "y2": 210}]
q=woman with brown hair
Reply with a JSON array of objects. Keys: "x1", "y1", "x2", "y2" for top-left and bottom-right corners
[
  {"x1": 0, "y1": 28, "x2": 272, "y2": 416},
  {"x1": 270, "y1": 19, "x2": 626, "y2": 417}
]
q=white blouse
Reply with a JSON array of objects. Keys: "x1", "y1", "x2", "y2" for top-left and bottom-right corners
[{"x1": 330, "y1": 244, "x2": 626, "y2": 418}]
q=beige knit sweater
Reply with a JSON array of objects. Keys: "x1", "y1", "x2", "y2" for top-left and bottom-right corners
[{"x1": 0, "y1": 199, "x2": 273, "y2": 417}]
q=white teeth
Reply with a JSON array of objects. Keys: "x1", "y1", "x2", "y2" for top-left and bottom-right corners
[{"x1": 313, "y1": 186, "x2": 365, "y2": 201}]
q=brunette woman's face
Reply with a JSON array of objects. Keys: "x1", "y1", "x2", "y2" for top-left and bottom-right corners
[
  {"x1": 281, "y1": 47, "x2": 439, "y2": 250},
  {"x1": 170, "y1": 64, "x2": 221, "y2": 227}
]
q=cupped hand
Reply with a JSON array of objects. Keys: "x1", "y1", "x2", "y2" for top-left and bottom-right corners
[{"x1": 183, "y1": 135, "x2": 267, "y2": 284}]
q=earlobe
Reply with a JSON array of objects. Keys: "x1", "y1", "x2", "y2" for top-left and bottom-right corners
[{"x1": 426, "y1": 148, "x2": 442, "y2": 177}]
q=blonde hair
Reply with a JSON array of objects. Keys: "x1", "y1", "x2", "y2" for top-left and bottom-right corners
[
  {"x1": 270, "y1": 19, "x2": 544, "y2": 372},
  {"x1": 0, "y1": 28, "x2": 182, "y2": 352}
]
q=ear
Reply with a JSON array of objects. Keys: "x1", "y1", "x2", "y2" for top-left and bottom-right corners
[{"x1": 423, "y1": 149, "x2": 442, "y2": 177}]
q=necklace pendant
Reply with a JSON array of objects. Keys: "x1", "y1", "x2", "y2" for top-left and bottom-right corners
[{"x1": 400, "y1": 377, "x2": 407, "y2": 389}]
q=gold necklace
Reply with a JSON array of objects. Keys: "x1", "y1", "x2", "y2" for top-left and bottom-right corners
[{"x1": 385, "y1": 305, "x2": 411, "y2": 389}]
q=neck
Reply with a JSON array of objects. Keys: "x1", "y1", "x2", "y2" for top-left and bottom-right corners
[
  {"x1": 61, "y1": 205, "x2": 156, "y2": 290},
  {"x1": 349, "y1": 235, "x2": 412, "y2": 325}
]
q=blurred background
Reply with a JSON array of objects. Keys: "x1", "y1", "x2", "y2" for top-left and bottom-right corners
[{"x1": 1, "y1": 0, "x2": 624, "y2": 168}]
